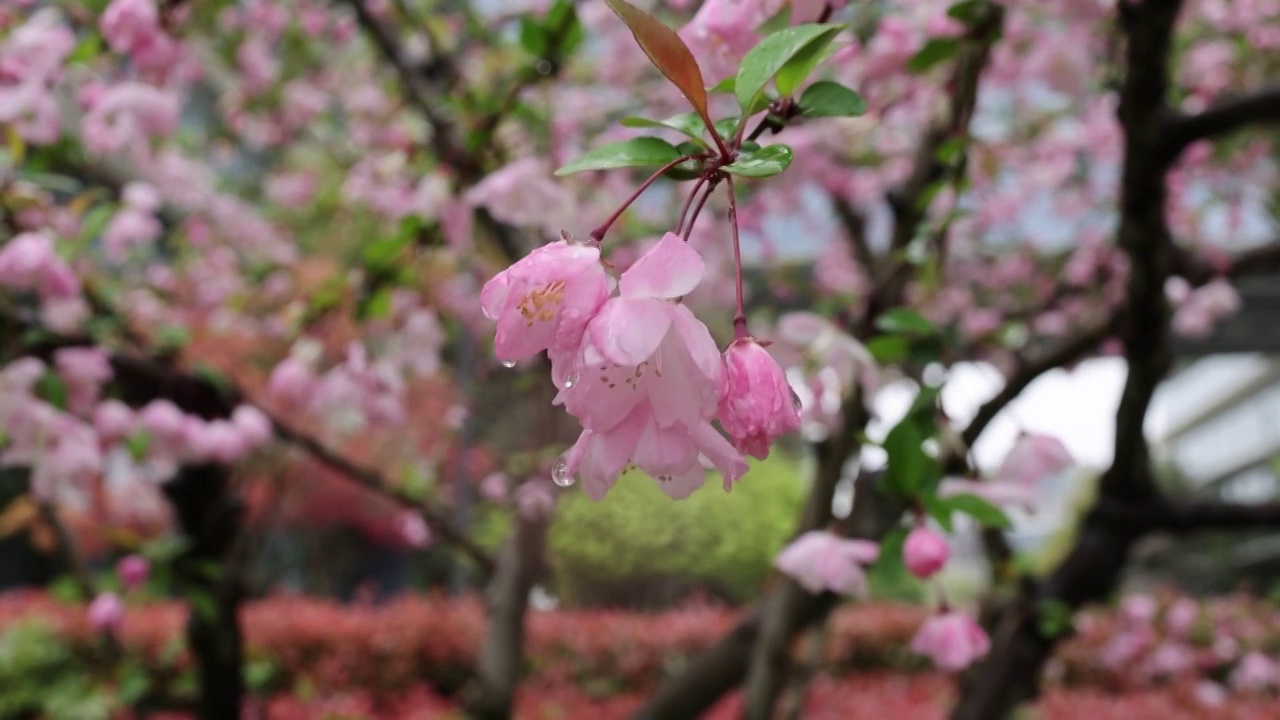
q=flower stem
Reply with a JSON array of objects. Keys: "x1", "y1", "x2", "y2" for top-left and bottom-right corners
[
  {"x1": 726, "y1": 174, "x2": 747, "y2": 339},
  {"x1": 675, "y1": 174, "x2": 709, "y2": 237},
  {"x1": 589, "y1": 155, "x2": 694, "y2": 243},
  {"x1": 682, "y1": 175, "x2": 719, "y2": 242}
]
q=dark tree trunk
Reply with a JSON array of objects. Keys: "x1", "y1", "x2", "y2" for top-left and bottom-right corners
[{"x1": 164, "y1": 464, "x2": 246, "y2": 720}]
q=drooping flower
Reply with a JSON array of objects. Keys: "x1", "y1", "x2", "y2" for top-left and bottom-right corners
[
  {"x1": 903, "y1": 526, "x2": 950, "y2": 579},
  {"x1": 911, "y1": 610, "x2": 991, "y2": 671},
  {"x1": 552, "y1": 233, "x2": 747, "y2": 499},
  {"x1": 718, "y1": 338, "x2": 801, "y2": 459},
  {"x1": 480, "y1": 236, "x2": 609, "y2": 364},
  {"x1": 774, "y1": 530, "x2": 880, "y2": 597}
]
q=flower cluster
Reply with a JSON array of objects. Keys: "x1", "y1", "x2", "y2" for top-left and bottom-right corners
[{"x1": 481, "y1": 232, "x2": 801, "y2": 499}]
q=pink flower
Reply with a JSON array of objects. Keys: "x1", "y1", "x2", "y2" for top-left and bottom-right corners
[
  {"x1": 718, "y1": 338, "x2": 801, "y2": 460},
  {"x1": 230, "y1": 405, "x2": 273, "y2": 447},
  {"x1": 55, "y1": 347, "x2": 113, "y2": 416},
  {"x1": 396, "y1": 511, "x2": 432, "y2": 549},
  {"x1": 903, "y1": 526, "x2": 950, "y2": 579},
  {"x1": 774, "y1": 531, "x2": 880, "y2": 597},
  {"x1": 480, "y1": 472, "x2": 509, "y2": 503},
  {"x1": 993, "y1": 433, "x2": 1073, "y2": 487},
  {"x1": 0, "y1": 232, "x2": 81, "y2": 299},
  {"x1": 88, "y1": 592, "x2": 125, "y2": 633},
  {"x1": 81, "y1": 82, "x2": 180, "y2": 154},
  {"x1": 1230, "y1": 651, "x2": 1280, "y2": 692},
  {"x1": 464, "y1": 158, "x2": 575, "y2": 236},
  {"x1": 911, "y1": 610, "x2": 991, "y2": 671},
  {"x1": 93, "y1": 399, "x2": 136, "y2": 441},
  {"x1": 552, "y1": 234, "x2": 747, "y2": 499},
  {"x1": 480, "y1": 236, "x2": 609, "y2": 364},
  {"x1": 1164, "y1": 597, "x2": 1198, "y2": 636},
  {"x1": 515, "y1": 480, "x2": 556, "y2": 521},
  {"x1": 138, "y1": 399, "x2": 185, "y2": 441},
  {"x1": 100, "y1": 0, "x2": 161, "y2": 55},
  {"x1": 116, "y1": 554, "x2": 150, "y2": 589},
  {"x1": 268, "y1": 358, "x2": 316, "y2": 404}
]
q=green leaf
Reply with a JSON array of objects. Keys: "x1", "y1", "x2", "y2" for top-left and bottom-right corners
[
  {"x1": 155, "y1": 325, "x2": 190, "y2": 353},
  {"x1": 875, "y1": 308, "x2": 936, "y2": 336},
  {"x1": 125, "y1": 431, "x2": 151, "y2": 462},
  {"x1": 518, "y1": 17, "x2": 549, "y2": 57},
  {"x1": 620, "y1": 112, "x2": 708, "y2": 144},
  {"x1": 944, "y1": 493, "x2": 1012, "y2": 529},
  {"x1": 907, "y1": 37, "x2": 961, "y2": 73},
  {"x1": 1037, "y1": 599, "x2": 1075, "y2": 639},
  {"x1": 798, "y1": 80, "x2": 868, "y2": 118},
  {"x1": 923, "y1": 495, "x2": 955, "y2": 532},
  {"x1": 935, "y1": 136, "x2": 967, "y2": 166},
  {"x1": 34, "y1": 373, "x2": 68, "y2": 411},
  {"x1": 755, "y1": 3, "x2": 792, "y2": 35},
  {"x1": 713, "y1": 117, "x2": 740, "y2": 140},
  {"x1": 774, "y1": 29, "x2": 843, "y2": 96},
  {"x1": 555, "y1": 137, "x2": 683, "y2": 175},
  {"x1": 947, "y1": 0, "x2": 985, "y2": 24},
  {"x1": 882, "y1": 420, "x2": 927, "y2": 496},
  {"x1": 865, "y1": 335, "x2": 909, "y2": 363},
  {"x1": 709, "y1": 76, "x2": 735, "y2": 93},
  {"x1": 603, "y1": 0, "x2": 713, "y2": 128},
  {"x1": 736, "y1": 24, "x2": 844, "y2": 108},
  {"x1": 721, "y1": 144, "x2": 793, "y2": 178}
]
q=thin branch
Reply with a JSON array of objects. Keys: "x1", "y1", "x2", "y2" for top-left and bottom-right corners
[
  {"x1": 832, "y1": 197, "x2": 877, "y2": 281},
  {"x1": 1097, "y1": 498, "x2": 1280, "y2": 533},
  {"x1": 961, "y1": 319, "x2": 1114, "y2": 448},
  {"x1": 1171, "y1": 238, "x2": 1280, "y2": 286},
  {"x1": 1160, "y1": 84, "x2": 1280, "y2": 160},
  {"x1": 267, "y1": 412, "x2": 496, "y2": 576}
]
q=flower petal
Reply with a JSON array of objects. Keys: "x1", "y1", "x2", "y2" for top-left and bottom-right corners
[
  {"x1": 619, "y1": 232, "x2": 705, "y2": 299},
  {"x1": 588, "y1": 297, "x2": 673, "y2": 367}
]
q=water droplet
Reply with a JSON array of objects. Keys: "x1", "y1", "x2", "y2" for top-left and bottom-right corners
[
  {"x1": 551, "y1": 455, "x2": 574, "y2": 487},
  {"x1": 790, "y1": 386, "x2": 804, "y2": 412},
  {"x1": 501, "y1": 360, "x2": 516, "y2": 368},
  {"x1": 563, "y1": 371, "x2": 579, "y2": 389}
]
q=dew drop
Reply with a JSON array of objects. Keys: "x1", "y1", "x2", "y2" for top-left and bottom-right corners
[
  {"x1": 563, "y1": 371, "x2": 579, "y2": 389},
  {"x1": 551, "y1": 455, "x2": 574, "y2": 487},
  {"x1": 501, "y1": 360, "x2": 517, "y2": 368}
]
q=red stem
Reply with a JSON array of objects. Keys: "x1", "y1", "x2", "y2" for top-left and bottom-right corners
[
  {"x1": 589, "y1": 155, "x2": 695, "y2": 243},
  {"x1": 682, "y1": 176, "x2": 719, "y2": 242},
  {"x1": 726, "y1": 174, "x2": 747, "y2": 339},
  {"x1": 675, "y1": 174, "x2": 709, "y2": 236}
]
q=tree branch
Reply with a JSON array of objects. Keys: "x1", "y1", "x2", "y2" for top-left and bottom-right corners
[
  {"x1": 1097, "y1": 497, "x2": 1280, "y2": 533},
  {"x1": 960, "y1": 319, "x2": 1114, "y2": 448},
  {"x1": 1171, "y1": 238, "x2": 1280, "y2": 286},
  {"x1": 1160, "y1": 84, "x2": 1280, "y2": 160}
]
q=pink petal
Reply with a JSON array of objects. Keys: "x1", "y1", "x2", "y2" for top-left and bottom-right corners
[
  {"x1": 619, "y1": 232, "x2": 705, "y2": 299},
  {"x1": 588, "y1": 297, "x2": 673, "y2": 367}
]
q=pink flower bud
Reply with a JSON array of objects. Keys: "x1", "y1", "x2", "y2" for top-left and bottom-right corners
[
  {"x1": 903, "y1": 526, "x2": 950, "y2": 579},
  {"x1": 911, "y1": 610, "x2": 991, "y2": 672},
  {"x1": 116, "y1": 554, "x2": 150, "y2": 589},
  {"x1": 87, "y1": 592, "x2": 124, "y2": 633},
  {"x1": 718, "y1": 338, "x2": 802, "y2": 460}
]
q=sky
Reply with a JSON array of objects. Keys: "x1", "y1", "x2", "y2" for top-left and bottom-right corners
[{"x1": 871, "y1": 358, "x2": 1130, "y2": 473}]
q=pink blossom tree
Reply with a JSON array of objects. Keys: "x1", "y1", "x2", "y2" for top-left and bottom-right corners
[{"x1": 1, "y1": 0, "x2": 1279, "y2": 718}]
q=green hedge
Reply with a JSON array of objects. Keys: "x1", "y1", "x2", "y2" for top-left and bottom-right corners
[{"x1": 546, "y1": 453, "x2": 808, "y2": 607}]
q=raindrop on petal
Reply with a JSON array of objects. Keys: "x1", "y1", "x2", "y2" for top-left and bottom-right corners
[
  {"x1": 563, "y1": 371, "x2": 579, "y2": 389},
  {"x1": 551, "y1": 455, "x2": 574, "y2": 487},
  {"x1": 501, "y1": 360, "x2": 516, "y2": 368}
]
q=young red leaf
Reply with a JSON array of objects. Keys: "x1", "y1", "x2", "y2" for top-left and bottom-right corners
[{"x1": 603, "y1": 0, "x2": 714, "y2": 132}]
